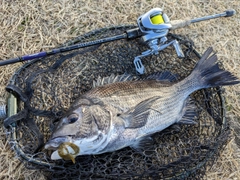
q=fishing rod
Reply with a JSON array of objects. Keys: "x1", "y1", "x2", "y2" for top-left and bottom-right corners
[{"x1": 0, "y1": 9, "x2": 236, "y2": 72}]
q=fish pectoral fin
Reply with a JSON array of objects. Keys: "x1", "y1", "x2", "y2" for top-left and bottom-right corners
[
  {"x1": 120, "y1": 96, "x2": 160, "y2": 129},
  {"x1": 178, "y1": 97, "x2": 198, "y2": 125},
  {"x1": 120, "y1": 111, "x2": 149, "y2": 129}
]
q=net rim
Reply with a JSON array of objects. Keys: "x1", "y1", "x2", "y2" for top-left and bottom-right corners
[{"x1": 4, "y1": 25, "x2": 228, "y2": 176}]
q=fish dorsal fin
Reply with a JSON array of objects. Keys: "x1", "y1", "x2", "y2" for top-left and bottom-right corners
[
  {"x1": 92, "y1": 74, "x2": 134, "y2": 88},
  {"x1": 178, "y1": 97, "x2": 198, "y2": 125},
  {"x1": 119, "y1": 96, "x2": 160, "y2": 129},
  {"x1": 146, "y1": 71, "x2": 178, "y2": 83}
]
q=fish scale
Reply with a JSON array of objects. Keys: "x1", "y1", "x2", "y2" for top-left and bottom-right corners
[
  {"x1": 87, "y1": 81, "x2": 173, "y2": 113},
  {"x1": 140, "y1": 95, "x2": 186, "y2": 134}
]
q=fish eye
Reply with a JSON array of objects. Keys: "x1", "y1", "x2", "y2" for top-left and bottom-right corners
[{"x1": 67, "y1": 114, "x2": 79, "y2": 124}]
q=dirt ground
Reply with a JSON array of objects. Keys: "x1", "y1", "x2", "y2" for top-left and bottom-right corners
[{"x1": 0, "y1": 0, "x2": 239, "y2": 179}]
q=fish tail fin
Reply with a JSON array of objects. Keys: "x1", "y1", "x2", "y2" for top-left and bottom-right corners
[{"x1": 191, "y1": 47, "x2": 240, "y2": 87}]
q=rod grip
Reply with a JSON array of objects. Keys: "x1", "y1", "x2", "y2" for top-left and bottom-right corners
[
  {"x1": 0, "y1": 57, "x2": 21, "y2": 66},
  {"x1": 170, "y1": 19, "x2": 191, "y2": 30}
]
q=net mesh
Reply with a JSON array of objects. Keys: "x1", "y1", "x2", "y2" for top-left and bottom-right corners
[{"x1": 4, "y1": 25, "x2": 230, "y2": 179}]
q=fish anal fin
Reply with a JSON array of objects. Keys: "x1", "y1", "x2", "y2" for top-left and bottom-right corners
[
  {"x1": 130, "y1": 136, "x2": 154, "y2": 153},
  {"x1": 120, "y1": 96, "x2": 160, "y2": 129},
  {"x1": 178, "y1": 97, "x2": 198, "y2": 125},
  {"x1": 162, "y1": 124, "x2": 182, "y2": 135}
]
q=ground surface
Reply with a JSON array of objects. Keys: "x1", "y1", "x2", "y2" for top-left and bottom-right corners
[{"x1": 0, "y1": 0, "x2": 239, "y2": 179}]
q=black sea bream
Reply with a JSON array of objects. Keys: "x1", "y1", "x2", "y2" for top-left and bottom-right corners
[{"x1": 45, "y1": 47, "x2": 239, "y2": 161}]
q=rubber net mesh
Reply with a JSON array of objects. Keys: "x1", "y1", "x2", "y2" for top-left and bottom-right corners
[{"x1": 4, "y1": 25, "x2": 230, "y2": 179}]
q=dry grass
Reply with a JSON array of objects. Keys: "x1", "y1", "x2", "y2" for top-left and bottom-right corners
[{"x1": 0, "y1": 0, "x2": 239, "y2": 179}]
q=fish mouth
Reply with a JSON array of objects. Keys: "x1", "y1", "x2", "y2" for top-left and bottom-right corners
[{"x1": 44, "y1": 136, "x2": 71, "y2": 150}]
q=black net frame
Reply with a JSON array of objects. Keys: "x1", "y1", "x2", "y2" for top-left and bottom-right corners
[{"x1": 4, "y1": 25, "x2": 230, "y2": 179}]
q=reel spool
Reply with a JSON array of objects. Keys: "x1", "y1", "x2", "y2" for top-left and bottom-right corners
[{"x1": 150, "y1": 12, "x2": 165, "y2": 25}]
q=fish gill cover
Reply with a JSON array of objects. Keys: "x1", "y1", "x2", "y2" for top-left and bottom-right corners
[{"x1": 4, "y1": 26, "x2": 231, "y2": 179}]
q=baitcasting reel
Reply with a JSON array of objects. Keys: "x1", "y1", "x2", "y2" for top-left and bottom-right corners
[{"x1": 134, "y1": 8, "x2": 184, "y2": 74}]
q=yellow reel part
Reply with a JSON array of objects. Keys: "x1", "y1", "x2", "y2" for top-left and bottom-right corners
[{"x1": 150, "y1": 14, "x2": 164, "y2": 25}]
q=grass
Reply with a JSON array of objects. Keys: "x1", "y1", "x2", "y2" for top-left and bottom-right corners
[{"x1": 0, "y1": 0, "x2": 239, "y2": 179}]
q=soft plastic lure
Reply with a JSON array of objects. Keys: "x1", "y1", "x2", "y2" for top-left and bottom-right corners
[{"x1": 58, "y1": 142, "x2": 80, "y2": 163}]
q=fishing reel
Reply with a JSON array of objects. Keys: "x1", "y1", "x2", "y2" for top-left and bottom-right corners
[
  {"x1": 134, "y1": 8, "x2": 184, "y2": 74},
  {"x1": 0, "y1": 7, "x2": 235, "y2": 74}
]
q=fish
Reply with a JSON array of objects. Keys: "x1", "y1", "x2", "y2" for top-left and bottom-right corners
[{"x1": 45, "y1": 47, "x2": 239, "y2": 162}]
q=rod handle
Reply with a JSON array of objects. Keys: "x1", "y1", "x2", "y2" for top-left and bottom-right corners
[{"x1": 0, "y1": 57, "x2": 21, "y2": 66}]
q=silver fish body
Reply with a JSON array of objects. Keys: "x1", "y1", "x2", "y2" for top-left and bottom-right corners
[{"x1": 45, "y1": 47, "x2": 239, "y2": 160}]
